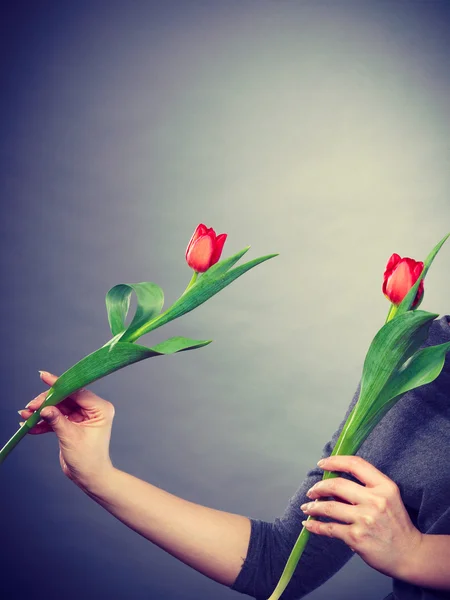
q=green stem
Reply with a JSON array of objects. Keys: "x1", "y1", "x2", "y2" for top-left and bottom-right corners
[
  {"x1": 0, "y1": 393, "x2": 55, "y2": 465},
  {"x1": 385, "y1": 303, "x2": 398, "y2": 324},
  {"x1": 182, "y1": 271, "x2": 199, "y2": 295},
  {"x1": 266, "y1": 468, "x2": 340, "y2": 600},
  {"x1": 266, "y1": 521, "x2": 312, "y2": 600},
  {"x1": 266, "y1": 426, "x2": 358, "y2": 600}
]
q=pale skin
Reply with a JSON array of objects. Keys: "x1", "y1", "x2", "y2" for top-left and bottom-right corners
[{"x1": 19, "y1": 371, "x2": 450, "y2": 592}]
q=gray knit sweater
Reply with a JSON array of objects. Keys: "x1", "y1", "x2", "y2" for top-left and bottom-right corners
[{"x1": 230, "y1": 315, "x2": 450, "y2": 600}]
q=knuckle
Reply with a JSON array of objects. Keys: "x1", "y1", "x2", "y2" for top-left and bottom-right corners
[
  {"x1": 387, "y1": 481, "x2": 400, "y2": 497},
  {"x1": 349, "y1": 526, "x2": 364, "y2": 544},
  {"x1": 370, "y1": 495, "x2": 387, "y2": 512},
  {"x1": 323, "y1": 502, "x2": 335, "y2": 517},
  {"x1": 362, "y1": 513, "x2": 375, "y2": 527},
  {"x1": 350, "y1": 455, "x2": 363, "y2": 467},
  {"x1": 325, "y1": 522, "x2": 335, "y2": 537},
  {"x1": 326, "y1": 480, "x2": 337, "y2": 493}
]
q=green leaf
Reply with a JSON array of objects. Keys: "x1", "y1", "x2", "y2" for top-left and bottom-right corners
[
  {"x1": 149, "y1": 336, "x2": 213, "y2": 354},
  {"x1": 105, "y1": 282, "x2": 164, "y2": 348},
  {"x1": 32, "y1": 337, "x2": 211, "y2": 411},
  {"x1": 121, "y1": 247, "x2": 279, "y2": 342},
  {"x1": 0, "y1": 337, "x2": 211, "y2": 464},
  {"x1": 396, "y1": 232, "x2": 450, "y2": 317},
  {"x1": 0, "y1": 336, "x2": 210, "y2": 464},
  {"x1": 382, "y1": 340, "x2": 450, "y2": 400},
  {"x1": 199, "y1": 246, "x2": 252, "y2": 280},
  {"x1": 331, "y1": 310, "x2": 438, "y2": 456},
  {"x1": 358, "y1": 310, "x2": 437, "y2": 409},
  {"x1": 354, "y1": 339, "x2": 450, "y2": 442}
]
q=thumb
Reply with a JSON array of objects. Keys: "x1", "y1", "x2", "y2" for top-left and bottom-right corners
[{"x1": 40, "y1": 407, "x2": 71, "y2": 438}]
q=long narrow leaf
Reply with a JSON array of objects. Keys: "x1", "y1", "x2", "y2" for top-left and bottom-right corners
[
  {"x1": 396, "y1": 232, "x2": 450, "y2": 317},
  {"x1": 0, "y1": 336, "x2": 210, "y2": 463},
  {"x1": 121, "y1": 249, "x2": 279, "y2": 342},
  {"x1": 105, "y1": 282, "x2": 164, "y2": 338},
  {"x1": 105, "y1": 282, "x2": 165, "y2": 350},
  {"x1": 380, "y1": 340, "x2": 450, "y2": 401},
  {"x1": 199, "y1": 245, "x2": 252, "y2": 280},
  {"x1": 330, "y1": 310, "x2": 437, "y2": 457},
  {"x1": 45, "y1": 336, "x2": 211, "y2": 407},
  {"x1": 358, "y1": 310, "x2": 437, "y2": 412},
  {"x1": 348, "y1": 340, "x2": 450, "y2": 449}
]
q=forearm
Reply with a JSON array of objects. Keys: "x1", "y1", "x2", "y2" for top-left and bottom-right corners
[
  {"x1": 80, "y1": 467, "x2": 251, "y2": 587},
  {"x1": 399, "y1": 533, "x2": 450, "y2": 590}
]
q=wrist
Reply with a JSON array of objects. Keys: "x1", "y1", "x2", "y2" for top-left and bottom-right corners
[
  {"x1": 75, "y1": 461, "x2": 117, "y2": 495},
  {"x1": 395, "y1": 528, "x2": 425, "y2": 583}
]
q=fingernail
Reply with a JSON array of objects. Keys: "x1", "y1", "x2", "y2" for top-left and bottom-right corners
[
  {"x1": 38, "y1": 371, "x2": 45, "y2": 378},
  {"x1": 19, "y1": 422, "x2": 25, "y2": 427},
  {"x1": 17, "y1": 410, "x2": 24, "y2": 415}
]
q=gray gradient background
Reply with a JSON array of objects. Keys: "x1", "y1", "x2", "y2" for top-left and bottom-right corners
[{"x1": 1, "y1": 1, "x2": 450, "y2": 599}]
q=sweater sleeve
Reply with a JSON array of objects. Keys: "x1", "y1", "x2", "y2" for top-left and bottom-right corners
[{"x1": 230, "y1": 384, "x2": 362, "y2": 600}]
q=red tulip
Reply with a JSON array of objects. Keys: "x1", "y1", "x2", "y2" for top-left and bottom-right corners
[
  {"x1": 185, "y1": 223, "x2": 227, "y2": 273},
  {"x1": 382, "y1": 253, "x2": 424, "y2": 308}
]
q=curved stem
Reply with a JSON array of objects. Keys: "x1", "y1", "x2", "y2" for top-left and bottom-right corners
[
  {"x1": 181, "y1": 271, "x2": 199, "y2": 296},
  {"x1": 266, "y1": 469, "x2": 340, "y2": 600}
]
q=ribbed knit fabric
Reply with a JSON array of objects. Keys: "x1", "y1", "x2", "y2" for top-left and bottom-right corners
[{"x1": 230, "y1": 315, "x2": 450, "y2": 600}]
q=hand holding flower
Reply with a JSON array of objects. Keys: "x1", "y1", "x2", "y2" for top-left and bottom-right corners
[
  {"x1": 268, "y1": 232, "x2": 450, "y2": 600},
  {"x1": 1, "y1": 224, "x2": 278, "y2": 465},
  {"x1": 301, "y1": 455, "x2": 423, "y2": 580},
  {"x1": 18, "y1": 370, "x2": 115, "y2": 490}
]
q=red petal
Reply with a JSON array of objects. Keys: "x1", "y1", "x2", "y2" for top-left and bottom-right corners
[
  {"x1": 412, "y1": 261, "x2": 424, "y2": 280},
  {"x1": 186, "y1": 235, "x2": 214, "y2": 272},
  {"x1": 384, "y1": 253, "x2": 401, "y2": 277},
  {"x1": 385, "y1": 260, "x2": 414, "y2": 305},
  {"x1": 185, "y1": 224, "x2": 208, "y2": 259},
  {"x1": 210, "y1": 233, "x2": 227, "y2": 266},
  {"x1": 411, "y1": 282, "x2": 425, "y2": 308}
]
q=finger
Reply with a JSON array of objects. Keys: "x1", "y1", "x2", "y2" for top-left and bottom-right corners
[
  {"x1": 39, "y1": 370, "x2": 58, "y2": 386},
  {"x1": 302, "y1": 517, "x2": 352, "y2": 548},
  {"x1": 307, "y1": 477, "x2": 367, "y2": 506},
  {"x1": 19, "y1": 420, "x2": 53, "y2": 435},
  {"x1": 318, "y1": 455, "x2": 391, "y2": 488},
  {"x1": 301, "y1": 499, "x2": 355, "y2": 524},
  {"x1": 39, "y1": 370, "x2": 108, "y2": 410},
  {"x1": 23, "y1": 392, "x2": 74, "y2": 419},
  {"x1": 24, "y1": 390, "x2": 52, "y2": 411},
  {"x1": 19, "y1": 407, "x2": 84, "y2": 423}
]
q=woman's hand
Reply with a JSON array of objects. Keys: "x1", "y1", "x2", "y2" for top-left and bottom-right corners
[
  {"x1": 300, "y1": 455, "x2": 424, "y2": 580},
  {"x1": 18, "y1": 370, "x2": 116, "y2": 490}
]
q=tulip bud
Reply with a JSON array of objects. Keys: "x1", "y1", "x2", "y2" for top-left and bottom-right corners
[
  {"x1": 185, "y1": 223, "x2": 227, "y2": 273},
  {"x1": 382, "y1": 253, "x2": 424, "y2": 308}
]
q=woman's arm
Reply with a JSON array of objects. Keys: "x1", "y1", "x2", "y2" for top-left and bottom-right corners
[{"x1": 81, "y1": 468, "x2": 251, "y2": 587}]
